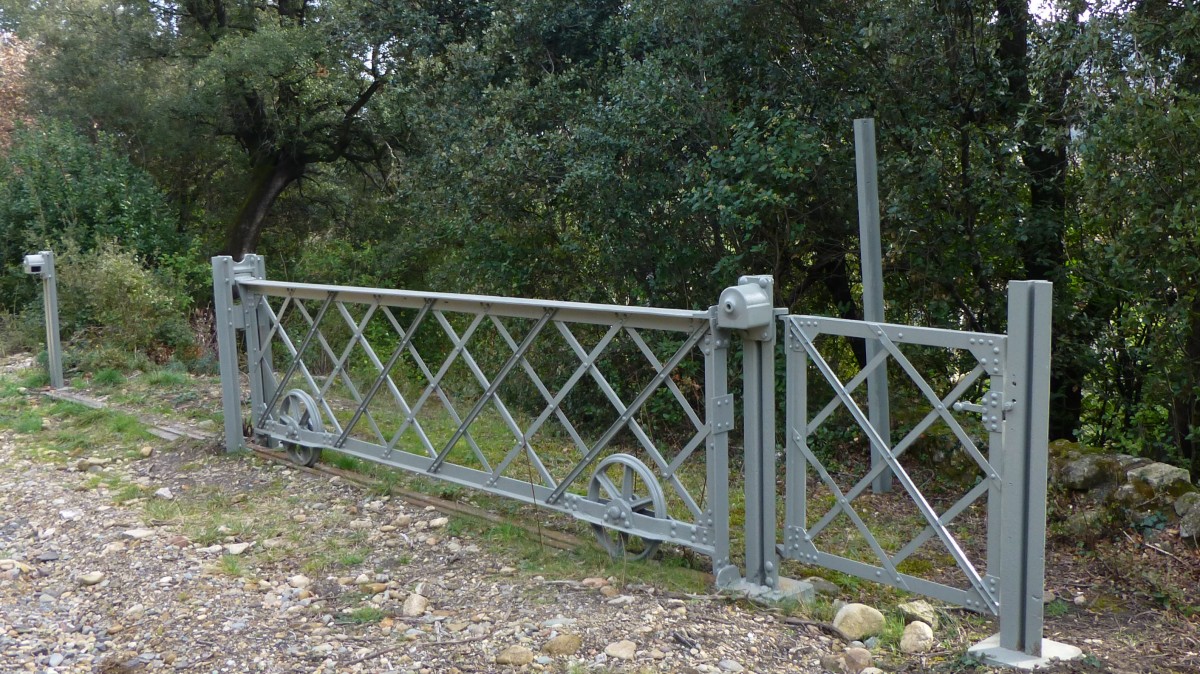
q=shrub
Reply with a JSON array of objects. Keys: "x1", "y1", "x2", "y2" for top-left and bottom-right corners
[
  {"x1": 56, "y1": 242, "x2": 195, "y2": 362},
  {"x1": 0, "y1": 119, "x2": 183, "y2": 312}
]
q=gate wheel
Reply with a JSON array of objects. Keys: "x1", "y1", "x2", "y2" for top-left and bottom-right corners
[
  {"x1": 587, "y1": 454, "x2": 668, "y2": 561},
  {"x1": 278, "y1": 389, "x2": 324, "y2": 467}
]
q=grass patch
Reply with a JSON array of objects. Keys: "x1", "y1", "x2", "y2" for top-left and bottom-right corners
[
  {"x1": 216, "y1": 554, "x2": 248, "y2": 577},
  {"x1": 113, "y1": 484, "x2": 144, "y2": 504},
  {"x1": 144, "y1": 369, "x2": 190, "y2": 387},
  {"x1": 92, "y1": 369, "x2": 126, "y2": 387},
  {"x1": 19, "y1": 370, "x2": 50, "y2": 389},
  {"x1": 13, "y1": 410, "x2": 43, "y2": 433},
  {"x1": 1045, "y1": 598, "x2": 1071, "y2": 617},
  {"x1": 338, "y1": 549, "x2": 368, "y2": 567},
  {"x1": 337, "y1": 606, "x2": 387, "y2": 624}
]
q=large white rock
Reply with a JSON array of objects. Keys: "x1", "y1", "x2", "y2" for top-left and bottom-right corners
[
  {"x1": 832, "y1": 603, "x2": 886, "y2": 640},
  {"x1": 897, "y1": 599, "x2": 939, "y2": 629},
  {"x1": 401, "y1": 593, "x2": 429, "y2": 617},
  {"x1": 899, "y1": 620, "x2": 935, "y2": 654},
  {"x1": 604, "y1": 640, "x2": 636, "y2": 660}
]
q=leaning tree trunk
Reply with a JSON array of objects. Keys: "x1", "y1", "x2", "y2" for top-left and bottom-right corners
[{"x1": 222, "y1": 155, "x2": 305, "y2": 260}]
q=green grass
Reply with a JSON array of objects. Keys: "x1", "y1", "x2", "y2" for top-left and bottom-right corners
[
  {"x1": 92, "y1": 369, "x2": 126, "y2": 387},
  {"x1": 337, "y1": 606, "x2": 387, "y2": 624},
  {"x1": 144, "y1": 369, "x2": 190, "y2": 387},
  {"x1": 13, "y1": 410, "x2": 43, "y2": 433},
  {"x1": 113, "y1": 484, "x2": 144, "y2": 504},
  {"x1": 18, "y1": 370, "x2": 49, "y2": 389},
  {"x1": 216, "y1": 554, "x2": 247, "y2": 577},
  {"x1": 1045, "y1": 598, "x2": 1071, "y2": 617}
]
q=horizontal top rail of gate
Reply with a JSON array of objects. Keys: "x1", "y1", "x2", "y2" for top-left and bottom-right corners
[{"x1": 236, "y1": 279, "x2": 711, "y2": 332}]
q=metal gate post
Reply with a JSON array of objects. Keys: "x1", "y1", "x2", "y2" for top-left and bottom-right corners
[
  {"x1": 854, "y1": 118, "x2": 894, "y2": 494},
  {"x1": 970, "y1": 280, "x2": 1080, "y2": 668},
  {"x1": 212, "y1": 256, "x2": 244, "y2": 453},
  {"x1": 783, "y1": 315, "x2": 807, "y2": 559},
  {"x1": 717, "y1": 275, "x2": 779, "y2": 590},
  {"x1": 705, "y1": 315, "x2": 740, "y2": 587},
  {"x1": 239, "y1": 255, "x2": 277, "y2": 442}
]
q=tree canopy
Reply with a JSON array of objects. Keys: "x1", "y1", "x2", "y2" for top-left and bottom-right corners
[{"x1": 4, "y1": 0, "x2": 1200, "y2": 473}]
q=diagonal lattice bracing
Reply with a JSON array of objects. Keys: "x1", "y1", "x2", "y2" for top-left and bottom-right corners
[
  {"x1": 260, "y1": 294, "x2": 342, "y2": 434},
  {"x1": 802, "y1": 363, "x2": 990, "y2": 543},
  {"x1": 333, "y1": 302, "x2": 434, "y2": 454},
  {"x1": 237, "y1": 272, "x2": 728, "y2": 572},
  {"x1": 385, "y1": 311, "x2": 490, "y2": 464},
  {"x1": 546, "y1": 324, "x2": 711, "y2": 505},
  {"x1": 428, "y1": 310, "x2": 556, "y2": 475}
]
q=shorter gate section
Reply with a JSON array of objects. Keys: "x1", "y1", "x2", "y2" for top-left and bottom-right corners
[{"x1": 769, "y1": 281, "x2": 1064, "y2": 663}]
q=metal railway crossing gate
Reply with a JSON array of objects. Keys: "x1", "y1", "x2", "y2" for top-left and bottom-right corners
[{"x1": 213, "y1": 255, "x2": 1079, "y2": 668}]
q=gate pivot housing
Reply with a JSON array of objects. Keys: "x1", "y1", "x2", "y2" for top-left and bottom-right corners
[{"x1": 718, "y1": 276, "x2": 773, "y2": 331}]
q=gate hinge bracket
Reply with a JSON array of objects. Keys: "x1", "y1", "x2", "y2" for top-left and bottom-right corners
[{"x1": 711, "y1": 394, "x2": 734, "y2": 434}]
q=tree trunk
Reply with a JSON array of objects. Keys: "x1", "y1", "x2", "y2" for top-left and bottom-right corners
[
  {"x1": 222, "y1": 155, "x2": 304, "y2": 260},
  {"x1": 996, "y1": 0, "x2": 1085, "y2": 440}
]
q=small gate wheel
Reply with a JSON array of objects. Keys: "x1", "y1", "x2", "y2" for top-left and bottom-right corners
[
  {"x1": 587, "y1": 454, "x2": 668, "y2": 561},
  {"x1": 278, "y1": 389, "x2": 324, "y2": 467}
]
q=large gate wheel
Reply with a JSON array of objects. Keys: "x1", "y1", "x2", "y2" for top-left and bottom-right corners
[
  {"x1": 587, "y1": 454, "x2": 668, "y2": 561},
  {"x1": 278, "y1": 389, "x2": 324, "y2": 467}
]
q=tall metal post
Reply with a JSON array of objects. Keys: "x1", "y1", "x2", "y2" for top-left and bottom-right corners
[
  {"x1": 705, "y1": 317, "x2": 739, "y2": 588},
  {"x1": 783, "y1": 319, "x2": 807, "y2": 557},
  {"x1": 970, "y1": 281, "x2": 1080, "y2": 668},
  {"x1": 240, "y1": 254, "x2": 276, "y2": 442},
  {"x1": 212, "y1": 256, "x2": 244, "y2": 453},
  {"x1": 741, "y1": 277, "x2": 778, "y2": 590},
  {"x1": 855, "y1": 118, "x2": 893, "y2": 493}
]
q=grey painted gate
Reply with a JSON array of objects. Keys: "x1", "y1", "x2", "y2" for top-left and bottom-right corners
[
  {"x1": 213, "y1": 255, "x2": 766, "y2": 588},
  {"x1": 750, "y1": 281, "x2": 1078, "y2": 667},
  {"x1": 211, "y1": 256, "x2": 1075, "y2": 668}
]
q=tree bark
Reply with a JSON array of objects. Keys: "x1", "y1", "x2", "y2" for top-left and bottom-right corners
[
  {"x1": 222, "y1": 155, "x2": 304, "y2": 260},
  {"x1": 996, "y1": 0, "x2": 1084, "y2": 440}
]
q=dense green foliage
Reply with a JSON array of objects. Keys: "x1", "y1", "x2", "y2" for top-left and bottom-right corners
[
  {"x1": 3, "y1": 1, "x2": 1200, "y2": 473},
  {"x1": 0, "y1": 120, "x2": 182, "y2": 310}
]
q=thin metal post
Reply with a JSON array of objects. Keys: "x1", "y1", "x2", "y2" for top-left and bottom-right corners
[
  {"x1": 740, "y1": 276, "x2": 778, "y2": 590},
  {"x1": 970, "y1": 281, "x2": 1080, "y2": 668},
  {"x1": 705, "y1": 318, "x2": 739, "y2": 588},
  {"x1": 241, "y1": 255, "x2": 276, "y2": 444},
  {"x1": 1000, "y1": 281, "x2": 1052, "y2": 653},
  {"x1": 783, "y1": 319, "x2": 807, "y2": 555},
  {"x1": 212, "y1": 256, "x2": 243, "y2": 453},
  {"x1": 855, "y1": 118, "x2": 893, "y2": 493},
  {"x1": 40, "y1": 251, "x2": 65, "y2": 389}
]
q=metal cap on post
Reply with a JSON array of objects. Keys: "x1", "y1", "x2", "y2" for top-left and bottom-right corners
[{"x1": 24, "y1": 250, "x2": 64, "y2": 389}]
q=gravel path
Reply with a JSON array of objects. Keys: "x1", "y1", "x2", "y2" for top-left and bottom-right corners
[{"x1": 0, "y1": 423, "x2": 831, "y2": 673}]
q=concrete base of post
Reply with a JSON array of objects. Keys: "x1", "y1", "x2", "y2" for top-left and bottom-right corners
[
  {"x1": 968, "y1": 634, "x2": 1083, "y2": 669},
  {"x1": 728, "y1": 576, "x2": 815, "y2": 604}
]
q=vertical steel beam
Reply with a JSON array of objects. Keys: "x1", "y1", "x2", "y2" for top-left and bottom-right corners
[
  {"x1": 706, "y1": 317, "x2": 739, "y2": 587},
  {"x1": 241, "y1": 255, "x2": 276, "y2": 444},
  {"x1": 971, "y1": 281, "x2": 1079, "y2": 668},
  {"x1": 740, "y1": 276, "x2": 779, "y2": 589},
  {"x1": 212, "y1": 256, "x2": 243, "y2": 453},
  {"x1": 784, "y1": 319, "x2": 807, "y2": 554},
  {"x1": 999, "y1": 280, "x2": 1053, "y2": 654},
  {"x1": 38, "y1": 251, "x2": 65, "y2": 389},
  {"x1": 855, "y1": 118, "x2": 893, "y2": 493}
]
